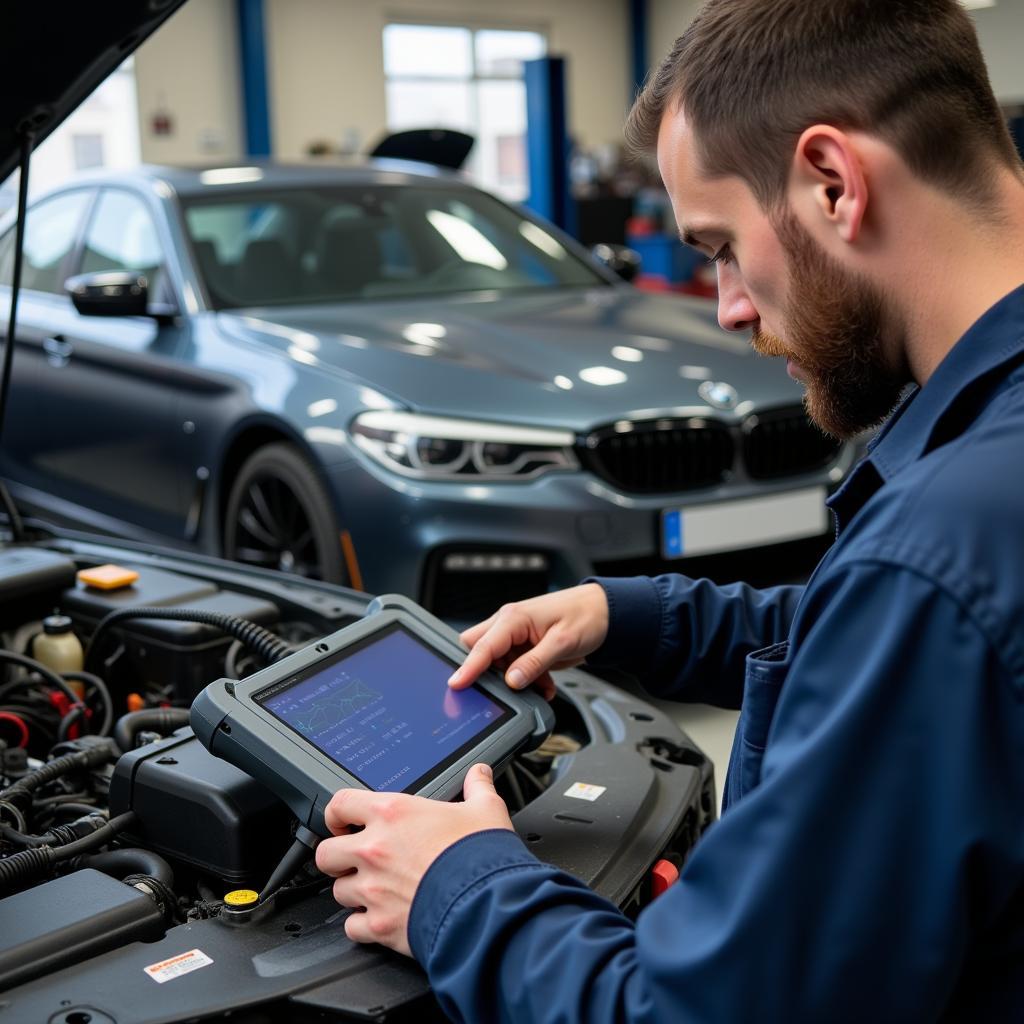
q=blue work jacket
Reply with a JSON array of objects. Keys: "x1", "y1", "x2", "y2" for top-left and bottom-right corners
[{"x1": 408, "y1": 286, "x2": 1024, "y2": 1022}]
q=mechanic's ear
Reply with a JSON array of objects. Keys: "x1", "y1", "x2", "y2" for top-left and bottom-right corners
[{"x1": 790, "y1": 125, "x2": 868, "y2": 244}]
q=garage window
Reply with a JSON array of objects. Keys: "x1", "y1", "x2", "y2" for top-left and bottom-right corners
[{"x1": 383, "y1": 23, "x2": 545, "y2": 202}]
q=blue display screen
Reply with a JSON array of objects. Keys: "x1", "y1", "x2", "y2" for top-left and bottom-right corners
[{"x1": 255, "y1": 623, "x2": 512, "y2": 792}]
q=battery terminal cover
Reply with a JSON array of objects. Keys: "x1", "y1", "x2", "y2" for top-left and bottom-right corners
[{"x1": 77, "y1": 564, "x2": 140, "y2": 591}]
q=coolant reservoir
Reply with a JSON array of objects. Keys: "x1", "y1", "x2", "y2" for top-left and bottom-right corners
[{"x1": 32, "y1": 615, "x2": 84, "y2": 678}]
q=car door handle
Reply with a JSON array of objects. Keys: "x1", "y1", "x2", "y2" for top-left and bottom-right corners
[{"x1": 43, "y1": 335, "x2": 73, "y2": 364}]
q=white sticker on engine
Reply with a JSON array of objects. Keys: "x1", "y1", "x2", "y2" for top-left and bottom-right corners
[
  {"x1": 144, "y1": 948, "x2": 214, "y2": 984},
  {"x1": 564, "y1": 782, "x2": 606, "y2": 802}
]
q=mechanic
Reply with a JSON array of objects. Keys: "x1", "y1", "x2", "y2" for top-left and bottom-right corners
[{"x1": 314, "y1": 1, "x2": 1024, "y2": 1019}]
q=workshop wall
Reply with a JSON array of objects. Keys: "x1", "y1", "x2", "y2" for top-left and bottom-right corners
[
  {"x1": 646, "y1": 0, "x2": 703, "y2": 69},
  {"x1": 134, "y1": 0, "x2": 631, "y2": 166},
  {"x1": 265, "y1": 0, "x2": 632, "y2": 161},
  {"x1": 969, "y1": 3, "x2": 1024, "y2": 104},
  {"x1": 134, "y1": 0, "x2": 245, "y2": 164},
  {"x1": 646, "y1": 1, "x2": 1024, "y2": 106}
]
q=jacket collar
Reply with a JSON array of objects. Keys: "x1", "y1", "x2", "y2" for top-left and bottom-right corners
[{"x1": 827, "y1": 282, "x2": 1024, "y2": 527}]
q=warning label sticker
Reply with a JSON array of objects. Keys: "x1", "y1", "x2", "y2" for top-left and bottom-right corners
[
  {"x1": 564, "y1": 782, "x2": 606, "y2": 802},
  {"x1": 144, "y1": 948, "x2": 214, "y2": 984}
]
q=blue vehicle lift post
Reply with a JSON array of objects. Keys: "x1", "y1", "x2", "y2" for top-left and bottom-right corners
[
  {"x1": 631, "y1": 0, "x2": 649, "y2": 97},
  {"x1": 237, "y1": 0, "x2": 272, "y2": 158},
  {"x1": 524, "y1": 56, "x2": 576, "y2": 237}
]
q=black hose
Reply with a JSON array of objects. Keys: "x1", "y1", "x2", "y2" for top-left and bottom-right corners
[
  {"x1": 0, "y1": 846, "x2": 53, "y2": 893},
  {"x1": 51, "y1": 811, "x2": 136, "y2": 862},
  {"x1": 0, "y1": 652, "x2": 87, "y2": 720},
  {"x1": 0, "y1": 811, "x2": 135, "y2": 895},
  {"x1": 0, "y1": 740, "x2": 117, "y2": 818},
  {"x1": 77, "y1": 848, "x2": 174, "y2": 888},
  {"x1": 85, "y1": 607, "x2": 291, "y2": 675},
  {"x1": 0, "y1": 815, "x2": 103, "y2": 849},
  {"x1": 48, "y1": 802, "x2": 102, "y2": 821},
  {"x1": 62, "y1": 671, "x2": 113, "y2": 738},
  {"x1": 57, "y1": 705, "x2": 87, "y2": 743},
  {"x1": 113, "y1": 708, "x2": 191, "y2": 753}
]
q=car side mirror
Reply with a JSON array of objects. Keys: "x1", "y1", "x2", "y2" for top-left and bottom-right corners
[
  {"x1": 65, "y1": 271, "x2": 176, "y2": 319},
  {"x1": 591, "y1": 243, "x2": 642, "y2": 283}
]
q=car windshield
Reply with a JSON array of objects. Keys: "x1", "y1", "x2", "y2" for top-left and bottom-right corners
[{"x1": 182, "y1": 183, "x2": 607, "y2": 309}]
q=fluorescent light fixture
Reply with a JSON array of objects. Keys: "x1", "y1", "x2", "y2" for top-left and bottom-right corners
[
  {"x1": 199, "y1": 166, "x2": 265, "y2": 186},
  {"x1": 960, "y1": 0, "x2": 995, "y2": 9},
  {"x1": 426, "y1": 210, "x2": 508, "y2": 270}
]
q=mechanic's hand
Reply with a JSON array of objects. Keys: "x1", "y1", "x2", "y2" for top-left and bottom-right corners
[
  {"x1": 448, "y1": 583, "x2": 609, "y2": 699},
  {"x1": 315, "y1": 764, "x2": 513, "y2": 957}
]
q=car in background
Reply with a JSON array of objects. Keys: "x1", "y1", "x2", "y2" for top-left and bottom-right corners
[{"x1": 0, "y1": 162, "x2": 854, "y2": 619}]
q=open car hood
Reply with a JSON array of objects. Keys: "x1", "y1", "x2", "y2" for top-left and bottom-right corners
[{"x1": 0, "y1": 1, "x2": 188, "y2": 182}]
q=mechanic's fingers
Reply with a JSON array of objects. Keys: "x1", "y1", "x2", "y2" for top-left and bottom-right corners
[
  {"x1": 343, "y1": 909, "x2": 372, "y2": 944},
  {"x1": 459, "y1": 612, "x2": 497, "y2": 651},
  {"x1": 449, "y1": 615, "x2": 527, "y2": 688},
  {"x1": 503, "y1": 628, "x2": 574, "y2": 689},
  {"x1": 323, "y1": 787, "x2": 380, "y2": 835},
  {"x1": 316, "y1": 838, "x2": 356, "y2": 877},
  {"x1": 462, "y1": 762, "x2": 496, "y2": 803},
  {"x1": 535, "y1": 673, "x2": 556, "y2": 702},
  {"x1": 330, "y1": 872, "x2": 361, "y2": 907}
]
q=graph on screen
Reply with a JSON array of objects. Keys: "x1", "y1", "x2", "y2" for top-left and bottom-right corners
[{"x1": 289, "y1": 679, "x2": 380, "y2": 735}]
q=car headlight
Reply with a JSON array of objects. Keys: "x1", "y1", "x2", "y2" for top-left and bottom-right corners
[{"x1": 350, "y1": 411, "x2": 579, "y2": 481}]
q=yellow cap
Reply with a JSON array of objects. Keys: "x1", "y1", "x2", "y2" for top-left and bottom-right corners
[
  {"x1": 223, "y1": 889, "x2": 259, "y2": 907},
  {"x1": 77, "y1": 564, "x2": 140, "y2": 590}
]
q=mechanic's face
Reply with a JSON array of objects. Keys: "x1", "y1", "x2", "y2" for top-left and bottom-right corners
[{"x1": 657, "y1": 111, "x2": 906, "y2": 439}]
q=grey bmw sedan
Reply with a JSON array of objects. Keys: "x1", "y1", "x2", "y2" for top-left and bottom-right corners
[{"x1": 0, "y1": 161, "x2": 854, "y2": 617}]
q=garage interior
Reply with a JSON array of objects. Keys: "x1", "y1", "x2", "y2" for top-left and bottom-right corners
[
  {"x1": 3, "y1": 0, "x2": 1021, "y2": 799},
  {"x1": 1, "y1": 1, "x2": 1022, "y2": 1017}
]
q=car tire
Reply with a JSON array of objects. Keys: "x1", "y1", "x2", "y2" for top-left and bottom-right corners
[{"x1": 223, "y1": 443, "x2": 347, "y2": 584}]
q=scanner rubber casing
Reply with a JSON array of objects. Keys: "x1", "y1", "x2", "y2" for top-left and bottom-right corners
[{"x1": 191, "y1": 594, "x2": 554, "y2": 836}]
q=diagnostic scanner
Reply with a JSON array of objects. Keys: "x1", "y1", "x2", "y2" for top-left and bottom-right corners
[{"x1": 191, "y1": 594, "x2": 554, "y2": 837}]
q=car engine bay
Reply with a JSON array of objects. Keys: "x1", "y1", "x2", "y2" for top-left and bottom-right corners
[{"x1": 0, "y1": 537, "x2": 715, "y2": 1023}]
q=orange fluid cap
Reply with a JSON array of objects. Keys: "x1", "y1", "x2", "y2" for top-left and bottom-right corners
[{"x1": 77, "y1": 564, "x2": 140, "y2": 590}]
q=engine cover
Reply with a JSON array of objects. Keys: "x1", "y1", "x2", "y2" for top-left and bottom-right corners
[{"x1": 109, "y1": 730, "x2": 293, "y2": 884}]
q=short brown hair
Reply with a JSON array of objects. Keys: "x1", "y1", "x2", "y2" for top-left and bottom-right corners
[{"x1": 627, "y1": 0, "x2": 1021, "y2": 210}]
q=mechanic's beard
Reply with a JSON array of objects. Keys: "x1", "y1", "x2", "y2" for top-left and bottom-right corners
[{"x1": 751, "y1": 210, "x2": 908, "y2": 440}]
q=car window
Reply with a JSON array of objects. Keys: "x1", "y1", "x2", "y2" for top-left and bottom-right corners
[
  {"x1": 80, "y1": 190, "x2": 167, "y2": 296},
  {"x1": 182, "y1": 184, "x2": 605, "y2": 309},
  {"x1": 4, "y1": 191, "x2": 92, "y2": 295}
]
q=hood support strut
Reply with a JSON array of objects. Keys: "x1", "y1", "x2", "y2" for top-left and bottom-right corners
[{"x1": 0, "y1": 130, "x2": 34, "y2": 543}]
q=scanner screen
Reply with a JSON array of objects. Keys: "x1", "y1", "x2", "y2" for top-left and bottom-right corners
[{"x1": 256, "y1": 623, "x2": 512, "y2": 792}]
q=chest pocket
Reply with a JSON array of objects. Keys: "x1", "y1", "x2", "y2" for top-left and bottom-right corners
[{"x1": 722, "y1": 641, "x2": 791, "y2": 812}]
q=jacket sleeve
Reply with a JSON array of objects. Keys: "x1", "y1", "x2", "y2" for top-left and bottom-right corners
[
  {"x1": 584, "y1": 573, "x2": 804, "y2": 706},
  {"x1": 408, "y1": 560, "x2": 1021, "y2": 1023}
]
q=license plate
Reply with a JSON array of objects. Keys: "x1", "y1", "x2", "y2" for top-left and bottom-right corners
[{"x1": 661, "y1": 487, "x2": 828, "y2": 559}]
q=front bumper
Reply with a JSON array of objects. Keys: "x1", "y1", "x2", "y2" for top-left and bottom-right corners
[{"x1": 327, "y1": 444, "x2": 856, "y2": 615}]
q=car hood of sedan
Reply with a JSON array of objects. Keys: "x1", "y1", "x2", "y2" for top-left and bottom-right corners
[
  {"x1": 217, "y1": 287, "x2": 806, "y2": 430},
  {"x1": 1, "y1": 4, "x2": 188, "y2": 183}
]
